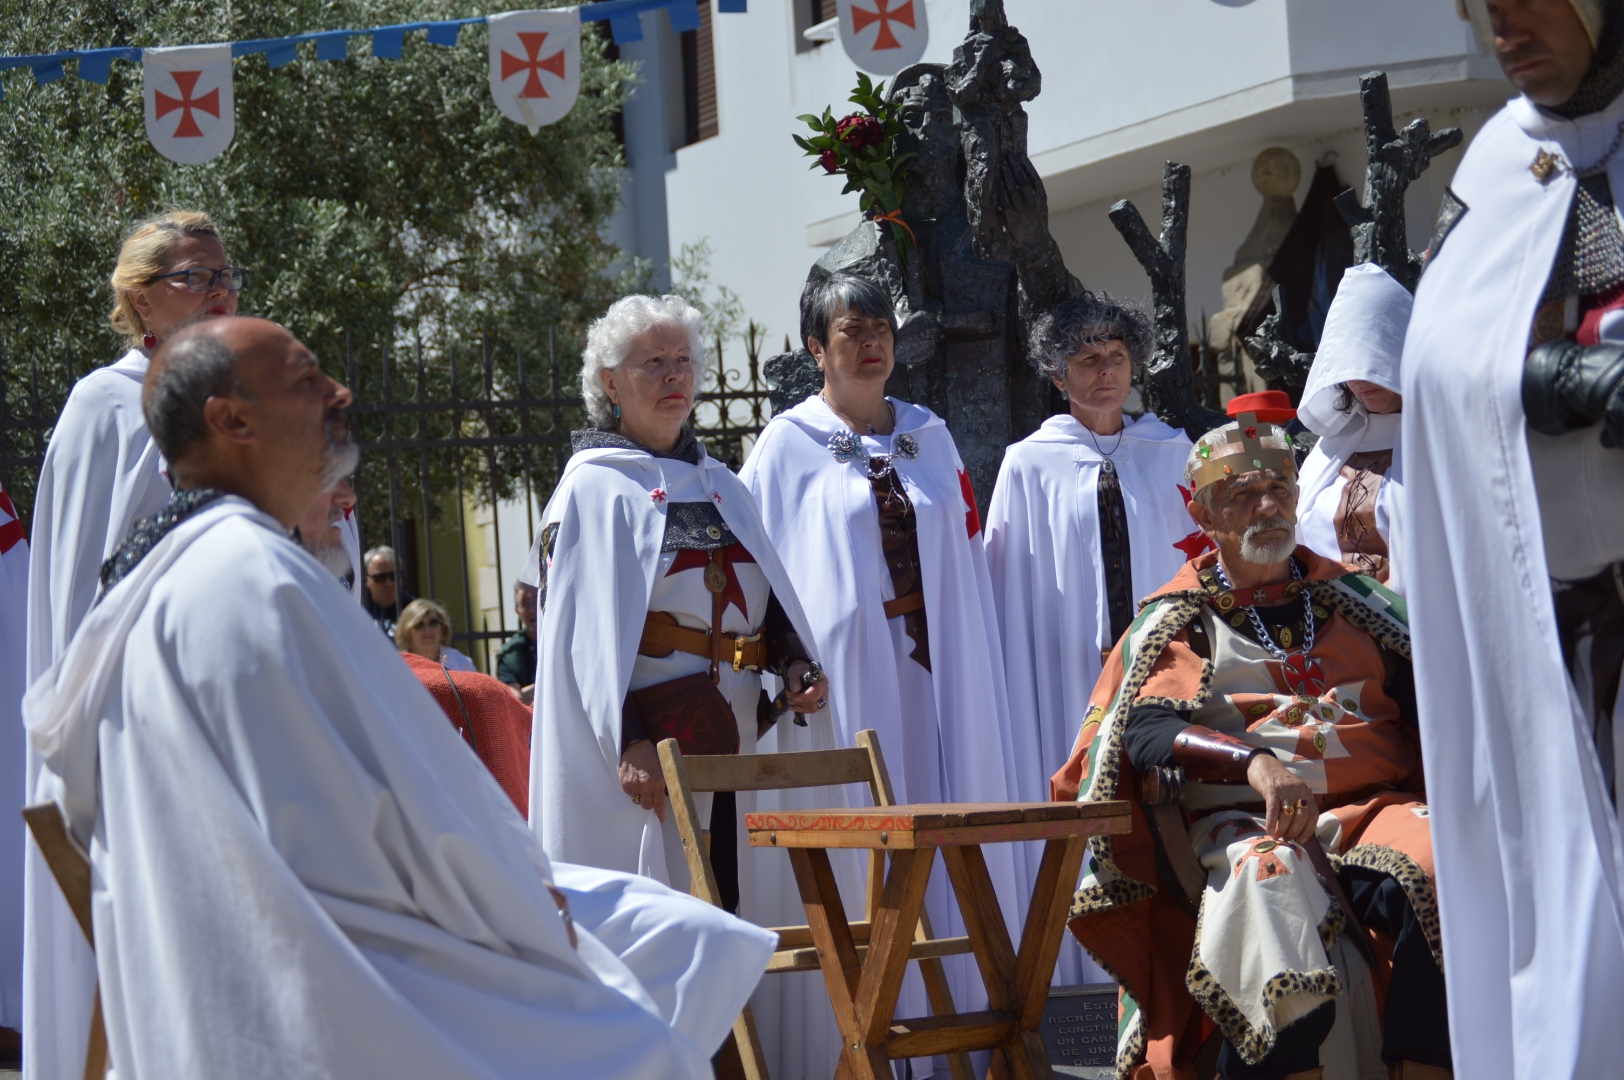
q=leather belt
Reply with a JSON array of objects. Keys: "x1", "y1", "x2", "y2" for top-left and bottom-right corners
[
  {"x1": 639, "y1": 612, "x2": 766, "y2": 673},
  {"x1": 882, "y1": 591, "x2": 925, "y2": 619}
]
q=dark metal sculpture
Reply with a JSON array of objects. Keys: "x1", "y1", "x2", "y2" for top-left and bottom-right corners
[
  {"x1": 764, "y1": 0, "x2": 1080, "y2": 514},
  {"x1": 1242, "y1": 70, "x2": 1463, "y2": 388},
  {"x1": 947, "y1": 0, "x2": 1082, "y2": 324},
  {"x1": 1333, "y1": 71, "x2": 1464, "y2": 293},
  {"x1": 1109, "y1": 162, "x2": 1229, "y2": 440}
]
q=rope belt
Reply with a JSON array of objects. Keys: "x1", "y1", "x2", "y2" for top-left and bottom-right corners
[{"x1": 882, "y1": 591, "x2": 925, "y2": 619}]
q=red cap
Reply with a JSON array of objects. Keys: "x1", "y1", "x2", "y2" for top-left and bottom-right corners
[{"x1": 1225, "y1": 390, "x2": 1296, "y2": 424}]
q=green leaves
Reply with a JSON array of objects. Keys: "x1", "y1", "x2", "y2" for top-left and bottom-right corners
[
  {"x1": 0, "y1": 1, "x2": 635, "y2": 523},
  {"x1": 791, "y1": 73, "x2": 915, "y2": 256}
]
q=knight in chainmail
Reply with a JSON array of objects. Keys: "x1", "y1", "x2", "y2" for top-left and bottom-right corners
[{"x1": 1403, "y1": 3, "x2": 1624, "y2": 1072}]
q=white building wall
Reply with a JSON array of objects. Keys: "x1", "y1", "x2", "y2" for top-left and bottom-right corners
[{"x1": 665, "y1": 0, "x2": 1511, "y2": 375}]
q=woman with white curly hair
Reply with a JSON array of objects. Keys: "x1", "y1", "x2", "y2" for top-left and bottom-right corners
[{"x1": 521, "y1": 293, "x2": 828, "y2": 909}]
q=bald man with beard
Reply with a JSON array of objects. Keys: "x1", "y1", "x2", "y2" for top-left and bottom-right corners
[{"x1": 22, "y1": 316, "x2": 774, "y2": 1080}]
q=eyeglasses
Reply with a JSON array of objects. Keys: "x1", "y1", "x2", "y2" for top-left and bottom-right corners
[
  {"x1": 151, "y1": 267, "x2": 248, "y2": 292},
  {"x1": 367, "y1": 571, "x2": 396, "y2": 583}
]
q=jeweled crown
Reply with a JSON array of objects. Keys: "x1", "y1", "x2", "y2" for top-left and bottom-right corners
[{"x1": 1189, "y1": 412, "x2": 1297, "y2": 494}]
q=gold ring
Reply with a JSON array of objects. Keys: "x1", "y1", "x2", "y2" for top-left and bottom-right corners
[
  {"x1": 631, "y1": 794, "x2": 641, "y2": 805},
  {"x1": 1282, "y1": 805, "x2": 1297, "y2": 817},
  {"x1": 1295, "y1": 799, "x2": 1310, "y2": 810}
]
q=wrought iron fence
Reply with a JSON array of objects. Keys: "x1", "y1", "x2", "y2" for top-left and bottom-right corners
[{"x1": 0, "y1": 324, "x2": 777, "y2": 674}]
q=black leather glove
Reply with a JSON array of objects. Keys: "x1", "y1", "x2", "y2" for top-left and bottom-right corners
[{"x1": 1524, "y1": 338, "x2": 1624, "y2": 447}]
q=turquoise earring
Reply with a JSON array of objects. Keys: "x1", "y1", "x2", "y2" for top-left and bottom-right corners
[{"x1": 612, "y1": 403, "x2": 621, "y2": 421}]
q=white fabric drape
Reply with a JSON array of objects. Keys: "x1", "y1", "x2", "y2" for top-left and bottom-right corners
[
  {"x1": 741, "y1": 396, "x2": 1029, "y2": 1077},
  {"x1": 1402, "y1": 92, "x2": 1624, "y2": 1079},
  {"x1": 22, "y1": 349, "x2": 170, "y2": 1080},
  {"x1": 1296, "y1": 264, "x2": 1411, "y2": 588},
  {"x1": 25, "y1": 496, "x2": 774, "y2": 1079},
  {"x1": 0, "y1": 487, "x2": 28, "y2": 1031},
  {"x1": 984, "y1": 411, "x2": 1193, "y2": 986}
]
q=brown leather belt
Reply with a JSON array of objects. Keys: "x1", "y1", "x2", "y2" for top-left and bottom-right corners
[
  {"x1": 882, "y1": 591, "x2": 925, "y2": 619},
  {"x1": 639, "y1": 612, "x2": 766, "y2": 673}
]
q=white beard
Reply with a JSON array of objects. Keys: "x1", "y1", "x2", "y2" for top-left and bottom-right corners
[
  {"x1": 1239, "y1": 517, "x2": 1296, "y2": 565},
  {"x1": 308, "y1": 532, "x2": 353, "y2": 582}
]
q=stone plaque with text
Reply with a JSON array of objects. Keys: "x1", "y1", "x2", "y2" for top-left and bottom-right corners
[{"x1": 1040, "y1": 983, "x2": 1118, "y2": 1079}]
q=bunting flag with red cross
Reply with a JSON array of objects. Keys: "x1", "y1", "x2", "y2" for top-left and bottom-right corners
[
  {"x1": 835, "y1": 0, "x2": 928, "y2": 76},
  {"x1": 487, "y1": 9, "x2": 581, "y2": 135},
  {"x1": 142, "y1": 44, "x2": 234, "y2": 165}
]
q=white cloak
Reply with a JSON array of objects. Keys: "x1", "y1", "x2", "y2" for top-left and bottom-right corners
[
  {"x1": 0, "y1": 487, "x2": 27, "y2": 1030},
  {"x1": 1297, "y1": 263, "x2": 1411, "y2": 590},
  {"x1": 25, "y1": 496, "x2": 775, "y2": 1079},
  {"x1": 984, "y1": 410, "x2": 1194, "y2": 986},
  {"x1": 521, "y1": 440, "x2": 827, "y2": 883},
  {"x1": 741, "y1": 396, "x2": 1029, "y2": 1076},
  {"x1": 1402, "y1": 91, "x2": 1624, "y2": 1078},
  {"x1": 22, "y1": 348, "x2": 170, "y2": 1079}
]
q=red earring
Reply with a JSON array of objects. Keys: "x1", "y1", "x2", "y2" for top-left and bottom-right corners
[{"x1": 143, "y1": 327, "x2": 156, "y2": 351}]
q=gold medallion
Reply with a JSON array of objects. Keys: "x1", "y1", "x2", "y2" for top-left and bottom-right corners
[
  {"x1": 704, "y1": 562, "x2": 728, "y2": 593},
  {"x1": 1255, "y1": 839, "x2": 1278, "y2": 853},
  {"x1": 1342, "y1": 698, "x2": 1357, "y2": 712},
  {"x1": 1249, "y1": 701, "x2": 1272, "y2": 718},
  {"x1": 1278, "y1": 626, "x2": 1294, "y2": 649},
  {"x1": 1286, "y1": 705, "x2": 1302, "y2": 725},
  {"x1": 1530, "y1": 148, "x2": 1561, "y2": 184},
  {"x1": 1313, "y1": 728, "x2": 1327, "y2": 755}
]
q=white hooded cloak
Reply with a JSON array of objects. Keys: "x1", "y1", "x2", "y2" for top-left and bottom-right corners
[
  {"x1": 25, "y1": 495, "x2": 775, "y2": 1079},
  {"x1": 0, "y1": 487, "x2": 27, "y2": 1031},
  {"x1": 1297, "y1": 264, "x2": 1411, "y2": 590},
  {"x1": 22, "y1": 348, "x2": 171, "y2": 1079},
  {"x1": 521, "y1": 437, "x2": 828, "y2": 886},
  {"x1": 741, "y1": 396, "x2": 1029, "y2": 1076},
  {"x1": 1402, "y1": 90, "x2": 1624, "y2": 1079},
  {"x1": 984, "y1": 409, "x2": 1194, "y2": 986}
]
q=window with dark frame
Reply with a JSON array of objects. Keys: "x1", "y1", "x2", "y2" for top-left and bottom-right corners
[
  {"x1": 794, "y1": 0, "x2": 830, "y2": 53},
  {"x1": 679, "y1": 0, "x2": 718, "y2": 146}
]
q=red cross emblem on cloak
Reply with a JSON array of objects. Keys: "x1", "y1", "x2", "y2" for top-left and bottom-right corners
[
  {"x1": 501, "y1": 32, "x2": 567, "y2": 99},
  {"x1": 0, "y1": 488, "x2": 22, "y2": 554},
  {"x1": 850, "y1": 0, "x2": 916, "y2": 50},
  {"x1": 1281, "y1": 653, "x2": 1327, "y2": 698},
  {"x1": 668, "y1": 545, "x2": 757, "y2": 622},
  {"x1": 154, "y1": 71, "x2": 221, "y2": 138},
  {"x1": 959, "y1": 469, "x2": 981, "y2": 539}
]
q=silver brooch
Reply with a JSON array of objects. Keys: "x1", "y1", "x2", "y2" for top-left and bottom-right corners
[
  {"x1": 894, "y1": 433, "x2": 919, "y2": 460},
  {"x1": 828, "y1": 431, "x2": 866, "y2": 464}
]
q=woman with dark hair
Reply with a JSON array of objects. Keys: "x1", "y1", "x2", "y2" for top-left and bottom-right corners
[
  {"x1": 1296, "y1": 263, "x2": 1410, "y2": 590},
  {"x1": 740, "y1": 273, "x2": 1028, "y2": 1063},
  {"x1": 985, "y1": 293, "x2": 1196, "y2": 985}
]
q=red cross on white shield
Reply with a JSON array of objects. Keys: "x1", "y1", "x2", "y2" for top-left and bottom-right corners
[
  {"x1": 836, "y1": 0, "x2": 929, "y2": 76},
  {"x1": 143, "y1": 44, "x2": 234, "y2": 165},
  {"x1": 488, "y1": 10, "x2": 581, "y2": 135}
]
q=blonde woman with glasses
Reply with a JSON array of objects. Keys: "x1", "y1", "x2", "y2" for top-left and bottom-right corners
[
  {"x1": 394, "y1": 598, "x2": 477, "y2": 672},
  {"x1": 23, "y1": 208, "x2": 245, "y2": 1080}
]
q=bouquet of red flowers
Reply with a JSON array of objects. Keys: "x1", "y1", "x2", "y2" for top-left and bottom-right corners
[{"x1": 793, "y1": 73, "x2": 916, "y2": 255}]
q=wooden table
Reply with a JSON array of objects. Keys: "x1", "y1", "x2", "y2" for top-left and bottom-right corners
[{"x1": 745, "y1": 801, "x2": 1132, "y2": 1080}]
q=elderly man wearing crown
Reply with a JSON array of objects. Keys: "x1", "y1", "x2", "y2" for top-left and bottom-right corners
[{"x1": 1052, "y1": 414, "x2": 1448, "y2": 1080}]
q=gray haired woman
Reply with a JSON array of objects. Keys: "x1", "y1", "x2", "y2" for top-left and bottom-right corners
[
  {"x1": 985, "y1": 293, "x2": 1199, "y2": 982},
  {"x1": 521, "y1": 293, "x2": 827, "y2": 913}
]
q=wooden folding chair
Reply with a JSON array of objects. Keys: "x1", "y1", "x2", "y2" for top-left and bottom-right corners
[
  {"x1": 21, "y1": 802, "x2": 107, "y2": 1080},
  {"x1": 659, "y1": 729, "x2": 976, "y2": 1080}
]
